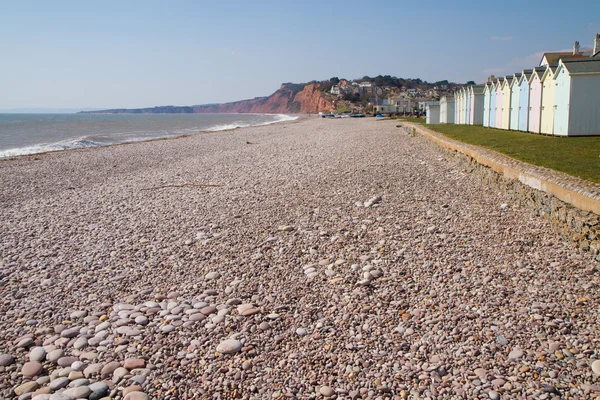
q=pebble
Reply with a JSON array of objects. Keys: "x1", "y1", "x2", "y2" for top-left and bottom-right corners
[
  {"x1": 29, "y1": 347, "x2": 46, "y2": 362},
  {"x1": 21, "y1": 361, "x2": 43, "y2": 377},
  {"x1": 592, "y1": 360, "x2": 600, "y2": 375},
  {"x1": 319, "y1": 386, "x2": 335, "y2": 397},
  {"x1": 14, "y1": 381, "x2": 39, "y2": 396},
  {"x1": 123, "y1": 392, "x2": 149, "y2": 400},
  {"x1": 216, "y1": 339, "x2": 243, "y2": 354},
  {"x1": 0, "y1": 353, "x2": 15, "y2": 366},
  {"x1": 205, "y1": 272, "x2": 221, "y2": 280}
]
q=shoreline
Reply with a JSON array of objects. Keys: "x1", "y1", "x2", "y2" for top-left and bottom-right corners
[{"x1": 0, "y1": 113, "x2": 305, "y2": 162}]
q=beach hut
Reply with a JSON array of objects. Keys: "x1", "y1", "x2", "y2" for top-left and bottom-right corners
[
  {"x1": 440, "y1": 96, "x2": 455, "y2": 124},
  {"x1": 518, "y1": 70, "x2": 533, "y2": 131},
  {"x1": 458, "y1": 88, "x2": 466, "y2": 124},
  {"x1": 465, "y1": 87, "x2": 472, "y2": 124},
  {"x1": 509, "y1": 73, "x2": 522, "y2": 130},
  {"x1": 501, "y1": 76, "x2": 513, "y2": 130},
  {"x1": 553, "y1": 58, "x2": 600, "y2": 136},
  {"x1": 540, "y1": 66, "x2": 557, "y2": 134},
  {"x1": 489, "y1": 82, "x2": 497, "y2": 128},
  {"x1": 426, "y1": 104, "x2": 440, "y2": 124},
  {"x1": 461, "y1": 90, "x2": 466, "y2": 124},
  {"x1": 469, "y1": 85, "x2": 485, "y2": 125},
  {"x1": 528, "y1": 67, "x2": 546, "y2": 133},
  {"x1": 494, "y1": 78, "x2": 503, "y2": 129},
  {"x1": 454, "y1": 92, "x2": 460, "y2": 124},
  {"x1": 483, "y1": 82, "x2": 492, "y2": 127}
]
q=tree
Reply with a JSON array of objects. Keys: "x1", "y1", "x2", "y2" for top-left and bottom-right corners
[
  {"x1": 329, "y1": 77, "x2": 340, "y2": 85},
  {"x1": 466, "y1": 80, "x2": 476, "y2": 85}
]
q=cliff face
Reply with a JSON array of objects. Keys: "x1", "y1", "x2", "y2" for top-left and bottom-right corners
[
  {"x1": 85, "y1": 83, "x2": 335, "y2": 115},
  {"x1": 192, "y1": 83, "x2": 334, "y2": 114}
]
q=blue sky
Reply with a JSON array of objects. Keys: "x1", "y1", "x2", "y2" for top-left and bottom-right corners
[{"x1": 1, "y1": 0, "x2": 599, "y2": 109}]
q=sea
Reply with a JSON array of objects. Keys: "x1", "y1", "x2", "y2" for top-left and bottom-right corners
[{"x1": 0, "y1": 113, "x2": 298, "y2": 158}]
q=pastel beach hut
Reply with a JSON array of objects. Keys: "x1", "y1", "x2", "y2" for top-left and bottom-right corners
[
  {"x1": 509, "y1": 73, "x2": 522, "y2": 130},
  {"x1": 553, "y1": 58, "x2": 600, "y2": 136},
  {"x1": 494, "y1": 78, "x2": 503, "y2": 129},
  {"x1": 458, "y1": 88, "x2": 467, "y2": 125},
  {"x1": 469, "y1": 85, "x2": 485, "y2": 125},
  {"x1": 489, "y1": 81, "x2": 497, "y2": 128},
  {"x1": 518, "y1": 70, "x2": 533, "y2": 131},
  {"x1": 465, "y1": 87, "x2": 472, "y2": 124},
  {"x1": 483, "y1": 82, "x2": 493, "y2": 127},
  {"x1": 528, "y1": 67, "x2": 546, "y2": 133},
  {"x1": 462, "y1": 89, "x2": 466, "y2": 124},
  {"x1": 440, "y1": 96, "x2": 455, "y2": 124},
  {"x1": 540, "y1": 66, "x2": 558, "y2": 134},
  {"x1": 426, "y1": 104, "x2": 440, "y2": 124},
  {"x1": 454, "y1": 92, "x2": 460, "y2": 124},
  {"x1": 501, "y1": 76, "x2": 513, "y2": 130}
]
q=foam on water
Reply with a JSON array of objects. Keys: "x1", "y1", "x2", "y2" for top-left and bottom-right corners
[{"x1": 0, "y1": 113, "x2": 298, "y2": 158}]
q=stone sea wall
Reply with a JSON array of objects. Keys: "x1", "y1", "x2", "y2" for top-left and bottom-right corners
[{"x1": 406, "y1": 124, "x2": 600, "y2": 260}]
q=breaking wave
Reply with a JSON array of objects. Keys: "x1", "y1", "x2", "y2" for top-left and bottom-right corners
[{"x1": 0, "y1": 114, "x2": 298, "y2": 158}]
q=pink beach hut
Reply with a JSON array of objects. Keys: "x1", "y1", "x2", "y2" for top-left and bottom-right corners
[{"x1": 527, "y1": 67, "x2": 546, "y2": 133}]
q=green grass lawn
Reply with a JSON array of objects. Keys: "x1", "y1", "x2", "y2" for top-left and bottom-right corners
[
  {"x1": 423, "y1": 124, "x2": 600, "y2": 184},
  {"x1": 396, "y1": 117, "x2": 426, "y2": 124}
]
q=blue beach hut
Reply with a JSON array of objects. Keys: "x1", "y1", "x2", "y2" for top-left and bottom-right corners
[{"x1": 518, "y1": 70, "x2": 533, "y2": 131}]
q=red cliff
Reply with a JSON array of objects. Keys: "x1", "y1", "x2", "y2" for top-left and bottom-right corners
[{"x1": 192, "y1": 83, "x2": 335, "y2": 114}]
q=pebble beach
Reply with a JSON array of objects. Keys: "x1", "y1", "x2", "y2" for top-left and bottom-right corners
[{"x1": 1, "y1": 117, "x2": 600, "y2": 399}]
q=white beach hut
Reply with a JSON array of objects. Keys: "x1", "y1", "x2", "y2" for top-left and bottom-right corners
[
  {"x1": 469, "y1": 85, "x2": 485, "y2": 125},
  {"x1": 483, "y1": 82, "x2": 492, "y2": 127},
  {"x1": 426, "y1": 104, "x2": 440, "y2": 124},
  {"x1": 440, "y1": 96, "x2": 455, "y2": 124},
  {"x1": 553, "y1": 58, "x2": 600, "y2": 136}
]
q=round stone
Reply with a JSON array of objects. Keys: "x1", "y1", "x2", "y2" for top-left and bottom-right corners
[
  {"x1": 296, "y1": 328, "x2": 308, "y2": 336},
  {"x1": 49, "y1": 377, "x2": 70, "y2": 390},
  {"x1": 29, "y1": 347, "x2": 46, "y2": 362},
  {"x1": 46, "y1": 349, "x2": 64, "y2": 363},
  {"x1": 124, "y1": 358, "x2": 145, "y2": 369},
  {"x1": 21, "y1": 361, "x2": 43, "y2": 377},
  {"x1": 508, "y1": 348, "x2": 523, "y2": 359},
  {"x1": 592, "y1": 360, "x2": 600, "y2": 375},
  {"x1": 216, "y1": 339, "x2": 243, "y2": 354},
  {"x1": 0, "y1": 353, "x2": 15, "y2": 366},
  {"x1": 205, "y1": 272, "x2": 221, "y2": 280},
  {"x1": 14, "y1": 381, "x2": 39, "y2": 396},
  {"x1": 62, "y1": 386, "x2": 91, "y2": 399},
  {"x1": 123, "y1": 391, "x2": 149, "y2": 400},
  {"x1": 319, "y1": 386, "x2": 335, "y2": 397}
]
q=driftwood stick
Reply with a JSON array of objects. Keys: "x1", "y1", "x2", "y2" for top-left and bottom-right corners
[{"x1": 141, "y1": 183, "x2": 224, "y2": 191}]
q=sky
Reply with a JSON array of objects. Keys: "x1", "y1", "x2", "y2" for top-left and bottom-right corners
[{"x1": 1, "y1": 0, "x2": 599, "y2": 110}]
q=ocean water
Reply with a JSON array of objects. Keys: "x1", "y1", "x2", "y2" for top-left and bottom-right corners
[{"x1": 0, "y1": 113, "x2": 297, "y2": 158}]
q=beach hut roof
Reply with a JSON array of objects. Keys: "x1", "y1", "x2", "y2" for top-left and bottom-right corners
[
  {"x1": 520, "y1": 69, "x2": 533, "y2": 83},
  {"x1": 470, "y1": 84, "x2": 485, "y2": 94},
  {"x1": 557, "y1": 58, "x2": 600, "y2": 76},
  {"x1": 539, "y1": 52, "x2": 587, "y2": 66},
  {"x1": 510, "y1": 73, "x2": 522, "y2": 87},
  {"x1": 528, "y1": 67, "x2": 546, "y2": 83},
  {"x1": 501, "y1": 76, "x2": 513, "y2": 88},
  {"x1": 541, "y1": 65, "x2": 558, "y2": 81}
]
